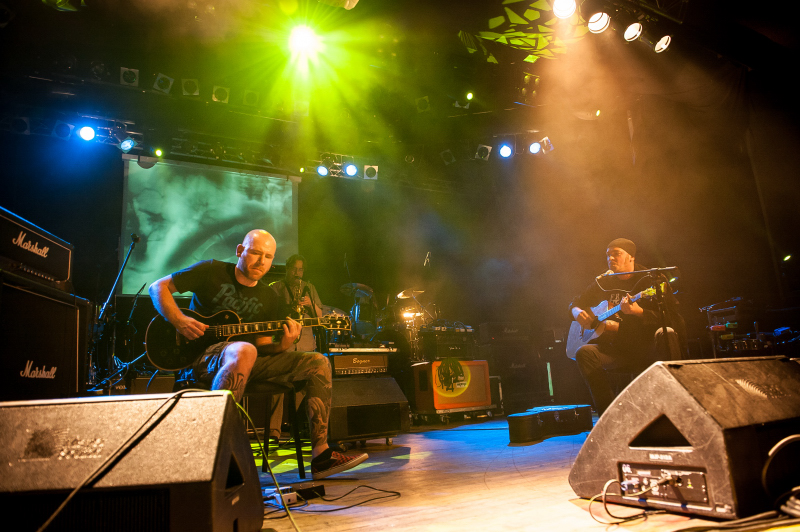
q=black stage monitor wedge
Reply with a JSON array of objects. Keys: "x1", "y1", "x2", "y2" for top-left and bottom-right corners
[
  {"x1": 569, "y1": 356, "x2": 800, "y2": 520},
  {"x1": 0, "y1": 392, "x2": 263, "y2": 532}
]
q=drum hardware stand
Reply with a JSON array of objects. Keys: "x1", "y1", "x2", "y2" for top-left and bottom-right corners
[{"x1": 87, "y1": 233, "x2": 140, "y2": 393}]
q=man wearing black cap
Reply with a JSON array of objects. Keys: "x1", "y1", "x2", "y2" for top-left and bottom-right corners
[{"x1": 568, "y1": 238, "x2": 684, "y2": 415}]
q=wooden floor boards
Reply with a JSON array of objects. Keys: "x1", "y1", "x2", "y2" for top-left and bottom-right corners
[{"x1": 258, "y1": 418, "x2": 719, "y2": 532}]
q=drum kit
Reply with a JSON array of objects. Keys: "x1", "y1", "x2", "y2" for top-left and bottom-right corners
[{"x1": 325, "y1": 282, "x2": 439, "y2": 357}]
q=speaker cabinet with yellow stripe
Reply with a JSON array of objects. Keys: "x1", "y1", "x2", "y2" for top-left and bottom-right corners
[{"x1": 412, "y1": 359, "x2": 492, "y2": 414}]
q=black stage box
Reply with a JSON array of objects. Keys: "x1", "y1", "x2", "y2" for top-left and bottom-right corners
[
  {"x1": 569, "y1": 356, "x2": 800, "y2": 520},
  {"x1": 0, "y1": 271, "x2": 90, "y2": 401},
  {"x1": 477, "y1": 342, "x2": 548, "y2": 414},
  {"x1": 0, "y1": 392, "x2": 263, "y2": 532},
  {"x1": 330, "y1": 376, "x2": 410, "y2": 444}
]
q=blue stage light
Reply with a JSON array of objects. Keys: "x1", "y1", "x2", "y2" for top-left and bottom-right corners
[
  {"x1": 316, "y1": 165, "x2": 329, "y2": 176},
  {"x1": 529, "y1": 142, "x2": 542, "y2": 154},
  {"x1": 119, "y1": 138, "x2": 136, "y2": 152},
  {"x1": 344, "y1": 163, "x2": 358, "y2": 177},
  {"x1": 78, "y1": 126, "x2": 96, "y2": 141},
  {"x1": 499, "y1": 144, "x2": 513, "y2": 158}
]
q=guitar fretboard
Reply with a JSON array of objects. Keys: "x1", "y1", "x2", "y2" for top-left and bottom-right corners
[
  {"x1": 596, "y1": 293, "x2": 646, "y2": 322},
  {"x1": 210, "y1": 318, "x2": 337, "y2": 338}
]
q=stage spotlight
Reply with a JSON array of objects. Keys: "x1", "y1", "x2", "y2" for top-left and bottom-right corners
[
  {"x1": 654, "y1": 34, "x2": 672, "y2": 53},
  {"x1": 212, "y1": 86, "x2": 230, "y2": 103},
  {"x1": 344, "y1": 163, "x2": 358, "y2": 177},
  {"x1": 243, "y1": 90, "x2": 259, "y2": 106},
  {"x1": 289, "y1": 25, "x2": 321, "y2": 56},
  {"x1": 624, "y1": 21, "x2": 643, "y2": 41},
  {"x1": 153, "y1": 73, "x2": 174, "y2": 94},
  {"x1": 529, "y1": 142, "x2": 542, "y2": 154},
  {"x1": 153, "y1": 148, "x2": 164, "y2": 157},
  {"x1": 11, "y1": 117, "x2": 29, "y2": 134},
  {"x1": 416, "y1": 96, "x2": 430, "y2": 113},
  {"x1": 553, "y1": 0, "x2": 577, "y2": 19},
  {"x1": 119, "y1": 137, "x2": 136, "y2": 153},
  {"x1": 78, "y1": 126, "x2": 95, "y2": 141},
  {"x1": 785, "y1": 255, "x2": 792, "y2": 262},
  {"x1": 120, "y1": 67, "x2": 139, "y2": 87},
  {"x1": 316, "y1": 164, "x2": 329, "y2": 176},
  {"x1": 440, "y1": 149, "x2": 456, "y2": 165},
  {"x1": 182, "y1": 79, "x2": 200, "y2": 96},
  {"x1": 587, "y1": 11, "x2": 610, "y2": 33},
  {"x1": 52, "y1": 121, "x2": 73, "y2": 140},
  {"x1": 475, "y1": 145, "x2": 492, "y2": 161},
  {"x1": 364, "y1": 165, "x2": 378, "y2": 180},
  {"x1": 498, "y1": 143, "x2": 513, "y2": 158}
]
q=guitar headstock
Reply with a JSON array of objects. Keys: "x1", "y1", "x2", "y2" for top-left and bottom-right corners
[
  {"x1": 319, "y1": 314, "x2": 352, "y2": 331},
  {"x1": 642, "y1": 282, "x2": 667, "y2": 299}
]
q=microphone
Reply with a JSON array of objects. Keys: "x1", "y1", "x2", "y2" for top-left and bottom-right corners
[
  {"x1": 424, "y1": 251, "x2": 430, "y2": 266},
  {"x1": 131, "y1": 233, "x2": 140, "y2": 243},
  {"x1": 596, "y1": 269, "x2": 613, "y2": 280}
]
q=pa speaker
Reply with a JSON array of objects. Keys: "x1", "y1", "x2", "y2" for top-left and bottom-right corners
[
  {"x1": 0, "y1": 392, "x2": 263, "y2": 532},
  {"x1": 569, "y1": 356, "x2": 800, "y2": 519},
  {"x1": 330, "y1": 376, "x2": 410, "y2": 443}
]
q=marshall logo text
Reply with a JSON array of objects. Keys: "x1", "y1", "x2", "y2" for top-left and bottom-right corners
[
  {"x1": 20, "y1": 360, "x2": 57, "y2": 379},
  {"x1": 12, "y1": 231, "x2": 50, "y2": 258}
]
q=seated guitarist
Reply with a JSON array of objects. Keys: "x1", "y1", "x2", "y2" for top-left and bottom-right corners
[
  {"x1": 149, "y1": 229, "x2": 368, "y2": 479},
  {"x1": 569, "y1": 238, "x2": 685, "y2": 415}
]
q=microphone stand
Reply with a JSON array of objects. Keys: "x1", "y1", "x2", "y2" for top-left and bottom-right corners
[{"x1": 90, "y1": 234, "x2": 140, "y2": 393}]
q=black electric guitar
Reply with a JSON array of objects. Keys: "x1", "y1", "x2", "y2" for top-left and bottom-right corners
[
  {"x1": 565, "y1": 285, "x2": 659, "y2": 360},
  {"x1": 145, "y1": 308, "x2": 351, "y2": 371}
]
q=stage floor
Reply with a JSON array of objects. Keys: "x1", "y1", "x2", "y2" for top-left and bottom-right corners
[{"x1": 257, "y1": 416, "x2": 721, "y2": 532}]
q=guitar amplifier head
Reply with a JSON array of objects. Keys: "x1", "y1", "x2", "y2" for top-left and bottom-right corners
[{"x1": 0, "y1": 206, "x2": 73, "y2": 284}]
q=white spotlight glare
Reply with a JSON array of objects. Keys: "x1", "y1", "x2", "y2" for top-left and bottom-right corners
[
  {"x1": 344, "y1": 163, "x2": 358, "y2": 177},
  {"x1": 529, "y1": 142, "x2": 542, "y2": 154},
  {"x1": 624, "y1": 22, "x2": 643, "y2": 42},
  {"x1": 499, "y1": 144, "x2": 513, "y2": 158},
  {"x1": 587, "y1": 12, "x2": 610, "y2": 33},
  {"x1": 553, "y1": 0, "x2": 576, "y2": 19},
  {"x1": 654, "y1": 35, "x2": 672, "y2": 53},
  {"x1": 78, "y1": 126, "x2": 95, "y2": 141}
]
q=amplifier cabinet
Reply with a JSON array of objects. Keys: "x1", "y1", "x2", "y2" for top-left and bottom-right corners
[
  {"x1": 329, "y1": 376, "x2": 410, "y2": 444},
  {"x1": 412, "y1": 360, "x2": 492, "y2": 414},
  {"x1": 0, "y1": 272, "x2": 90, "y2": 401},
  {"x1": 419, "y1": 330, "x2": 476, "y2": 360},
  {"x1": 478, "y1": 322, "x2": 533, "y2": 344}
]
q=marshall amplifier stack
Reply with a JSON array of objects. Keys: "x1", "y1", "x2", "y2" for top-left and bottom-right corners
[{"x1": 0, "y1": 206, "x2": 90, "y2": 401}]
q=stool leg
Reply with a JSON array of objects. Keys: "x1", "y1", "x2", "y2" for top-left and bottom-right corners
[
  {"x1": 288, "y1": 389, "x2": 305, "y2": 479},
  {"x1": 261, "y1": 395, "x2": 271, "y2": 474}
]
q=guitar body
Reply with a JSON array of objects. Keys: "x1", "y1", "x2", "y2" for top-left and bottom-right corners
[
  {"x1": 565, "y1": 301, "x2": 609, "y2": 360},
  {"x1": 145, "y1": 309, "x2": 242, "y2": 371}
]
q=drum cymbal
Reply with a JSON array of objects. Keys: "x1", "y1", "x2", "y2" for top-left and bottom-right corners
[
  {"x1": 340, "y1": 283, "x2": 373, "y2": 298},
  {"x1": 396, "y1": 288, "x2": 424, "y2": 299},
  {"x1": 320, "y1": 305, "x2": 346, "y2": 316}
]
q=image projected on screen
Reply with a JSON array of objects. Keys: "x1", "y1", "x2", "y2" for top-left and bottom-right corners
[{"x1": 120, "y1": 159, "x2": 298, "y2": 295}]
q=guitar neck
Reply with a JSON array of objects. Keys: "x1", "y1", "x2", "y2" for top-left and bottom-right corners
[
  {"x1": 596, "y1": 291, "x2": 646, "y2": 322},
  {"x1": 217, "y1": 317, "x2": 321, "y2": 337}
]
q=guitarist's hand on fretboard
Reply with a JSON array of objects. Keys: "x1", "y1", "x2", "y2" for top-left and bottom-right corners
[
  {"x1": 619, "y1": 294, "x2": 644, "y2": 316},
  {"x1": 175, "y1": 313, "x2": 209, "y2": 340}
]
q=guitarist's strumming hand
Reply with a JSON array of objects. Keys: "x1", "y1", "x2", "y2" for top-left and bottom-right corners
[
  {"x1": 572, "y1": 307, "x2": 595, "y2": 329},
  {"x1": 620, "y1": 294, "x2": 644, "y2": 316},
  {"x1": 175, "y1": 314, "x2": 209, "y2": 340}
]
